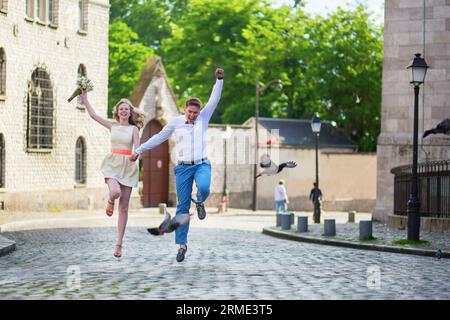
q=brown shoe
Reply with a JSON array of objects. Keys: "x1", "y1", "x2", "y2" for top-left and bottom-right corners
[{"x1": 106, "y1": 200, "x2": 114, "y2": 217}]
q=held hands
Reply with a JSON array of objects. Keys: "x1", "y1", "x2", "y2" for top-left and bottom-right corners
[
  {"x1": 129, "y1": 152, "x2": 139, "y2": 162},
  {"x1": 215, "y1": 68, "x2": 224, "y2": 79}
]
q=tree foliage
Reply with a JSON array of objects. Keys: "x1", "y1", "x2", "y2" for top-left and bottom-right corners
[
  {"x1": 109, "y1": 1, "x2": 383, "y2": 151},
  {"x1": 108, "y1": 21, "x2": 153, "y2": 116}
]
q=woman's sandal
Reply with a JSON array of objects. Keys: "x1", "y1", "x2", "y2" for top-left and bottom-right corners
[
  {"x1": 106, "y1": 199, "x2": 115, "y2": 217},
  {"x1": 114, "y1": 244, "x2": 122, "y2": 258}
]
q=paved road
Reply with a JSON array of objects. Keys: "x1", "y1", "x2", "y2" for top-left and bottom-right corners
[{"x1": 1, "y1": 226, "x2": 449, "y2": 300}]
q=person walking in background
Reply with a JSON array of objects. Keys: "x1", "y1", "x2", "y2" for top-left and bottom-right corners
[
  {"x1": 309, "y1": 182, "x2": 323, "y2": 223},
  {"x1": 81, "y1": 90, "x2": 146, "y2": 258},
  {"x1": 275, "y1": 179, "x2": 289, "y2": 214}
]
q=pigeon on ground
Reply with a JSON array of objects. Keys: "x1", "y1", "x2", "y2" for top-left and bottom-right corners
[
  {"x1": 423, "y1": 118, "x2": 450, "y2": 138},
  {"x1": 256, "y1": 154, "x2": 298, "y2": 178},
  {"x1": 147, "y1": 209, "x2": 190, "y2": 236},
  {"x1": 436, "y1": 249, "x2": 443, "y2": 260}
]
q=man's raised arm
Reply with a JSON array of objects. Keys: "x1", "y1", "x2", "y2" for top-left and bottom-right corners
[{"x1": 200, "y1": 68, "x2": 224, "y2": 122}]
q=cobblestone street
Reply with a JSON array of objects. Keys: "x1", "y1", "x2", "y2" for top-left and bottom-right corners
[{"x1": 1, "y1": 224, "x2": 450, "y2": 300}]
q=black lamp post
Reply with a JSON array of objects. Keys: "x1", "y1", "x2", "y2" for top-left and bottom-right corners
[
  {"x1": 252, "y1": 76, "x2": 283, "y2": 211},
  {"x1": 406, "y1": 53, "x2": 428, "y2": 241},
  {"x1": 311, "y1": 113, "x2": 322, "y2": 223}
]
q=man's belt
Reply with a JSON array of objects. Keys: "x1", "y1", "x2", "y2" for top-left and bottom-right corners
[{"x1": 177, "y1": 157, "x2": 208, "y2": 165}]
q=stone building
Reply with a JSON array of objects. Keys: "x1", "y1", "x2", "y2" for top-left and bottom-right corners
[
  {"x1": 374, "y1": 0, "x2": 450, "y2": 230},
  {"x1": 0, "y1": 0, "x2": 111, "y2": 211}
]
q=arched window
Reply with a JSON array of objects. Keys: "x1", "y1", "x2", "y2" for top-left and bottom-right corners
[
  {"x1": 75, "y1": 137, "x2": 87, "y2": 184},
  {"x1": 0, "y1": 133, "x2": 4, "y2": 188},
  {"x1": 77, "y1": 64, "x2": 86, "y2": 107},
  {"x1": 0, "y1": 48, "x2": 5, "y2": 97},
  {"x1": 27, "y1": 68, "x2": 54, "y2": 150}
]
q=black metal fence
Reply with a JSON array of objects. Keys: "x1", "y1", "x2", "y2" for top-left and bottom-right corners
[{"x1": 391, "y1": 160, "x2": 450, "y2": 218}]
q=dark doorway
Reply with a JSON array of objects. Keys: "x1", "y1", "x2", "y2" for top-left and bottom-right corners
[{"x1": 141, "y1": 120, "x2": 169, "y2": 207}]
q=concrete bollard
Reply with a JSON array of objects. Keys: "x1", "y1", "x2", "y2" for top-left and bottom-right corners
[
  {"x1": 281, "y1": 213, "x2": 291, "y2": 230},
  {"x1": 348, "y1": 211, "x2": 356, "y2": 223},
  {"x1": 324, "y1": 219, "x2": 336, "y2": 236},
  {"x1": 290, "y1": 212, "x2": 295, "y2": 225},
  {"x1": 359, "y1": 220, "x2": 373, "y2": 239},
  {"x1": 158, "y1": 203, "x2": 167, "y2": 214},
  {"x1": 276, "y1": 214, "x2": 282, "y2": 227},
  {"x1": 297, "y1": 216, "x2": 308, "y2": 233}
]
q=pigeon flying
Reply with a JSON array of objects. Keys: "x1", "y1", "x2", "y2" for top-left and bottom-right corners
[
  {"x1": 147, "y1": 209, "x2": 190, "y2": 236},
  {"x1": 256, "y1": 154, "x2": 298, "y2": 178},
  {"x1": 423, "y1": 118, "x2": 450, "y2": 138}
]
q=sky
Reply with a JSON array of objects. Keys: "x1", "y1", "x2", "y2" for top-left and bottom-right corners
[{"x1": 271, "y1": 0, "x2": 385, "y2": 24}]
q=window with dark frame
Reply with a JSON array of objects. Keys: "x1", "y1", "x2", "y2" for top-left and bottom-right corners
[
  {"x1": 75, "y1": 137, "x2": 87, "y2": 184},
  {"x1": 27, "y1": 68, "x2": 54, "y2": 150},
  {"x1": 26, "y1": 0, "x2": 34, "y2": 19},
  {"x1": 0, "y1": 0, "x2": 8, "y2": 13},
  {"x1": 0, "y1": 48, "x2": 5, "y2": 96},
  {"x1": 78, "y1": 0, "x2": 88, "y2": 32}
]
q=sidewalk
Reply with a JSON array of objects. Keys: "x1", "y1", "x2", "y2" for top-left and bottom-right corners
[{"x1": 263, "y1": 218, "x2": 450, "y2": 259}]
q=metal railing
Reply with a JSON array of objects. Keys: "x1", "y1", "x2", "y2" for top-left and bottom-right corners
[{"x1": 391, "y1": 160, "x2": 450, "y2": 218}]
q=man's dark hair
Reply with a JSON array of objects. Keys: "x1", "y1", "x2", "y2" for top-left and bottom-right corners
[{"x1": 185, "y1": 97, "x2": 202, "y2": 108}]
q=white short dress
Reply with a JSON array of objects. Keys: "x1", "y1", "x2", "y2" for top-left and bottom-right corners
[{"x1": 100, "y1": 124, "x2": 139, "y2": 188}]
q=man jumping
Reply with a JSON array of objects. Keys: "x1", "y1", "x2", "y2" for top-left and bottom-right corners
[{"x1": 130, "y1": 67, "x2": 224, "y2": 262}]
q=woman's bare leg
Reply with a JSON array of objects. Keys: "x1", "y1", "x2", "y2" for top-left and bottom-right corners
[
  {"x1": 105, "y1": 178, "x2": 121, "y2": 214},
  {"x1": 116, "y1": 184, "x2": 132, "y2": 248}
]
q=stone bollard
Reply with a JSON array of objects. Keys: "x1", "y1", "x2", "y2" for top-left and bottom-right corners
[
  {"x1": 324, "y1": 219, "x2": 336, "y2": 236},
  {"x1": 359, "y1": 220, "x2": 373, "y2": 240},
  {"x1": 290, "y1": 212, "x2": 295, "y2": 225},
  {"x1": 281, "y1": 213, "x2": 292, "y2": 230},
  {"x1": 297, "y1": 216, "x2": 308, "y2": 233},
  {"x1": 158, "y1": 203, "x2": 167, "y2": 214},
  {"x1": 348, "y1": 211, "x2": 356, "y2": 223},
  {"x1": 276, "y1": 214, "x2": 282, "y2": 227}
]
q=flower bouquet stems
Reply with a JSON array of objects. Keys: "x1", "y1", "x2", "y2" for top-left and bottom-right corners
[{"x1": 68, "y1": 76, "x2": 94, "y2": 102}]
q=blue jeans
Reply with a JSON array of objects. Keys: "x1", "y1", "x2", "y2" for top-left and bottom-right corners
[
  {"x1": 275, "y1": 200, "x2": 287, "y2": 214},
  {"x1": 174, "y1": 160, "x2": 211, "y2": 245}
]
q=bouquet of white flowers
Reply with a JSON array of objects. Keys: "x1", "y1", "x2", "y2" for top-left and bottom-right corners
[{"x1": 68, "y1": 76, "x2": 94, "y2": 102}]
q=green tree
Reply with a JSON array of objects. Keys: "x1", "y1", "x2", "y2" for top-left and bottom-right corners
[
  {"x1": 108, "y1": 21, "x2": 154, "y2": 116},
  {"x1": 305, "y1": 5, "x2": 383, "y2": 151},
  {"x1": 162, "y1": 0, "x2": 267, "y2": 123}
]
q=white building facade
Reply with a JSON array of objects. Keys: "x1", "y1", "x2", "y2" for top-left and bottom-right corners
[{"x1": 0, "y1": 0, "x2": 112, "y2": 211}]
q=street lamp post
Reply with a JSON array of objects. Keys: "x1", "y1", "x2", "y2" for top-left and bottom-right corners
[
  {"x1": 311, "y1": 113, "x2": 322, "y2": 223},
  {"x1": 406, "y1": 53, "x2": 429, "y2": 241},
  {"x1": 252, "y1": 76, "x2": 283, "y2": 211}
]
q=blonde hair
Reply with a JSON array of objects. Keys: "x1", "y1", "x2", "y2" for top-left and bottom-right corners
[
  {"x1": 279, "y1": 179, "x2": 285, "y2": 185},
  {"x1": 112, "y1": 98, "x2": 147, "y2": 129}
]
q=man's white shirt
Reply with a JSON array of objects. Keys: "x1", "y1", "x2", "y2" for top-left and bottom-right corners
[{"x1": 135, "y1": 79, "x2": 223, "y2": 162}]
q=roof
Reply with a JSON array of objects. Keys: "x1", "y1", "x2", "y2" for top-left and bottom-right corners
[
  {"x1": 129, "y1": 56, "x2": 179, "y2": 109},
  {"x1": 255, "y1": 117, "x2": 357, "y2": 150}
]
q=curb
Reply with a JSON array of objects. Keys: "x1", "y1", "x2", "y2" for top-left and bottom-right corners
[
  {"x1": 262, "y1": 227, "x2": 450, "y2": 259},
  {"x1": 0, "y1": 234, "x2": 16, "y2": 257}
]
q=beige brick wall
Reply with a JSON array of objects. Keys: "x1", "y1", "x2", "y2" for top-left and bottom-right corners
[
  {"x1": 375, "y1": 0, "x2": 450, "y2": 221},
  {"x1": 0, "y1": 0, "x2": 113, "y2": 211}
]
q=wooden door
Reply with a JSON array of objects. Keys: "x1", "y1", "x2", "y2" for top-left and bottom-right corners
[{"x1": 141, "y1": 120, "x2": 169, "y2": 207}]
